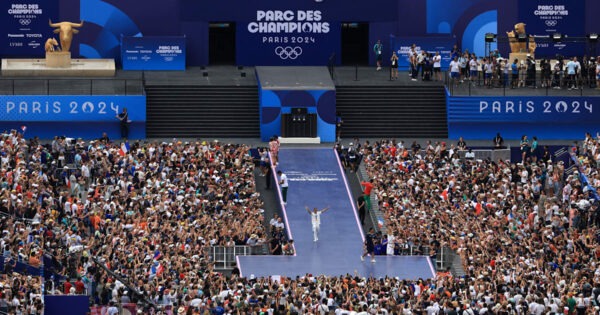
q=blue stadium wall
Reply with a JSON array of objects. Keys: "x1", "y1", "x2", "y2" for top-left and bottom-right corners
[{"x1": 2, "y1": 0, "x2": 599, "y2": 66}]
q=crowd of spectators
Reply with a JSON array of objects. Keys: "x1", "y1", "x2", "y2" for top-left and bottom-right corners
[
  {"x1": 0, "y1": 131, "x2": 271, "y2": 313},
  {"x1": 404, "y1": 43, "x2": 600, "y2": 91},
  {"x1": 357, "y1": 135, "x2": 600, "y2": 315},
  {"x1": 6, "y1": 127, "x2": 600, "y2": 314}
]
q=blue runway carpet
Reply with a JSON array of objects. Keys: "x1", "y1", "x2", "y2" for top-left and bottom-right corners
[{"x1": 238, "y1": 148, "x2": 435, "y2": 279}]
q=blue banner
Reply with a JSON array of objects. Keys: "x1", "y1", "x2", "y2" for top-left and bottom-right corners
[
  {"x1": 518, "y1": 1, "x2": 586, "y2": 57},
  {"x1": 236, "y1": 10, "x2": 340, "y2": 65},
  {"x1": 259, "y1": 86, "x2": 336, "y2": 142},
  {"x1": 121, "y1": 36, "x2": 186, "y2": 70},
  {"x1": 0, "y1": 95, "x2": 146, "y2": 139},
  {"x1": 45, "y1": 296, "x2": 89, "y2": 315},
  {"x1": 0, "y1": 95, "x2": 146, "y2": 121},
  {"x1": 448, "y1": 94, "x2": 600, "y2": 140},
  {"x1": 391, "y1": 36, "x2": 454, "y2": 70},
  {"x1": 0, "y1": 0, "x2": 59, "y2": 56}
]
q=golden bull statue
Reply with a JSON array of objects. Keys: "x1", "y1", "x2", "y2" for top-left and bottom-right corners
[{"x1": 48, "y1": 20, "x2": 84, "y2": 52}]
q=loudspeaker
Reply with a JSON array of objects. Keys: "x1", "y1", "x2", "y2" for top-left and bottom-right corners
[
  {"x1": 241, "y1": 72, "x2": 246, "y2": 77},
  {"x1": 203, "y1": 71, "x2": 208, "y2": 77}
]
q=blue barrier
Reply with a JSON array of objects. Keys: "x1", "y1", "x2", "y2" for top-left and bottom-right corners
[
  {"x1": 447, "y1": 92, "x2": 600, "y2": 140},
  {"x1": 121, "y1": 36, "x2": 186, "y2": 70},
  {"x1": 45, "y1": 295, "x2": 89, "y2": 315},
  {"x1": 570, "y1": 152, "x2": 600, "y2": 201},
  {"x1": 0, "y1": 95, "x2": 146, "y2": 139},
  {"x1": 0, "y1": 255, "x2": 64, "y2": 282}
]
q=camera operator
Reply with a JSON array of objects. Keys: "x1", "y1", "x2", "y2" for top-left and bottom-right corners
[
  {"x1": 553, "y1": 55, "x2": 565, "y2": 89},
  {"x1": 540, "y1": 59, "x2": 551, "y2": 88},
  {"x1": 581, "y1": 56, "x2": 590, "y2": 87},
  {"x1": 526, "y1": 54, "x2": 536, "y2": 88},
  {"x1": 588, "y1": 57, "x2": 596, "y2": 88}
]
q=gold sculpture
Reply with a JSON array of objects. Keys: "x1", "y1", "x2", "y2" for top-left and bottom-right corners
[
  {"x1": 507, "y1": 23, "x2": 536, "y2": 55},
  {"x1": 48, "y1": 20, "x2": 84, "y2": 52},
  {"x1": 44, "y1": 38, "x2": 59, "y2": 52}
]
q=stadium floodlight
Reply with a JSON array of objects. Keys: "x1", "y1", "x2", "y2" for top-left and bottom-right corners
[
  {"x1": 484, "y1": 33, "x2": 496, "y2": 43},
  {"x1": 588, "y1": 33, "x2": 599, "y2": 42},
  {"x1": 552, "y1": 33, "x2": 563, "y2": 42}
]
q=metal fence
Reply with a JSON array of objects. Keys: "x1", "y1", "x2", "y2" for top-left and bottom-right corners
[
  {"x1": 456, "y1": 148, "x2": 511, "y2": 161},
  {"x1": 90, "y1": 303, "x2": 174, "y2": 315},
  {"x1": 0, "y1": 78, "x2": 144, "y2": 96},
  {"x1": 208, "y1": 245, "x2": 266, "y2": 270},
  {"x1": 445, "y1": 68, "x2": 600, "y2": 96}
]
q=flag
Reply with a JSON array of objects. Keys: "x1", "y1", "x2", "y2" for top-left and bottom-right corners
[
  {"x1": 149, "y1": 261, "x2": 159, "y2": 277},
  {"x1": 377, "y1": 218, "x2": 384, "y2": 229},
  {"x1": 157, "y1": 263, "x2": 165, "y2": 276},
  {"x1": 507, "y1": 212, "x2": 514, "y2": 222},
  {"x1": 119, "y1": 141, "x2": 130, "y2": 156},
  {"x1": 65, "y1": 177, "x2": 70, "y2": 189},
  {"x1": 153, "y1": 250, "x2": 162, "y2": 260},
  {"x1": 440, "y1": 188, "x2": 448, "y2": 201},
  {"x1": 20, "y1": 126, "x2": 27, "y2": 133},
  {"x1": 474, "y1": 202, "x2": 482, "y2": 216}
]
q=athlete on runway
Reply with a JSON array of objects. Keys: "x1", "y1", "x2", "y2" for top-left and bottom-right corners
[{"x1": 305, "y1": 206, "x2": 330, "y2": 242}]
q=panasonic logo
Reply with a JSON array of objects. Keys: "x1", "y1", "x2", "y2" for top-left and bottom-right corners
[{"x1": 8, "y1": 34, "x2": 24, "y2": 38}]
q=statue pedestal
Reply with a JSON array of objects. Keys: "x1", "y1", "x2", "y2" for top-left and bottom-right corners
[
  {"x1": 509, "y1": 52, "x2": 532, "y2": 64},
  {"x1": 45, "y1": 51, "x2": 71, "y2": 68}
]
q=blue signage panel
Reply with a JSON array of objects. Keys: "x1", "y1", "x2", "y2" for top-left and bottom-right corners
[
  {"x1": 236, "y1": 10, "x2": 340, "y2": 66},
  {"x1": 518, "y1": 1, "x2": 586, "y2": 57},
  {"x1": 392, "y1": 36, "x2": 455, "y2": 70},
  {"x1": 259, "y1": 89, "x2": 335, "y2": 142},
  {"x1": 45, "y1": 295, "x2": 89, "y2": 315},
  {"x1": 0, "y1": 0, "x2": 59, "y2": 56},
  {"x1": 448, "y1": 95, "x2": 600, "y2": 140},
  {"x1": 121, "y1": 36, "x2": 186, "y2": 70},
  {"x1": 0, "y1": 95, "x2": 146, "y2": 139}
]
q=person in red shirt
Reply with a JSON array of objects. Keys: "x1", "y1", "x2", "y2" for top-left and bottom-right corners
[
  {"x1": 64, "y1": 279, "x2": 72, "y2": 295},
  {"x1": 360, "y1": 179, "x2": 374, "y2": 211},
  {"x1": 74, "y1": 277, "x2": 85, "y2": 294}
]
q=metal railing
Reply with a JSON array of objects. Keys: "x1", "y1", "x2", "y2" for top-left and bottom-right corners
[
  {"x1": 445, "y1": 68, "x2": 598, "y2": 96},
  {"x1": 356, "y1": 163, "x2": 385, "y2": 234},
  {"x1": 209, "y1": 245, "x2": 265, "y2": 270},
  {"x1": 456, "y1": 147, "x2": 511, "y2": 161},
  {"x1": 0, "y1": 78, "x2": 144, "y2": 96},
  {"x1": 90, "y1": 303, "x2": 170, "y2": 315}
]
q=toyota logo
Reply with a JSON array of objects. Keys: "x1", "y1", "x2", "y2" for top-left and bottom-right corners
[
  {"x1": 545, "y1": 20, "x2": 558, "y2": 27},
  {"x1": 19, "y1": 19, "x2": 31, "y2": 26},
  {"x1": 275, "y1": 46, "x2": 303, "y2": 60}
]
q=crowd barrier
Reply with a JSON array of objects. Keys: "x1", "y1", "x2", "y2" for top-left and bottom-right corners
[
  {"x1": 570, "y1": 152, "x2": 600, "y2": 201},
  {"x1": 209, "y1": 245, "x2": 267, "y2": 270},
  {"x1": 90, "y1": 303, "x2": 175, "y2": 315},
  {"x1": 444, "y1": 69, "x2": 599, "y2": 97},
  {"x1": 0, "y1": 78, "x2": 144, "y2": 96}
]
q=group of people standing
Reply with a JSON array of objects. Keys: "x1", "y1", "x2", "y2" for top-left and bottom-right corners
[{"x1": 375, "y1": 39, "x2": 600, "y2": 91}]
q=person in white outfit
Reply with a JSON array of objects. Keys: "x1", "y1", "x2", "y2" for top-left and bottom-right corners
[{"x1": 305, "y1": 206, "x2": 330, "y2": 242}]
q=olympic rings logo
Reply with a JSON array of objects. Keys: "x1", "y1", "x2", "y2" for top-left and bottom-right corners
[
  {"x1": 275, "y1": 46, "x2": 303, "y2": 60},
  {"x1": 545, "y1": 20, "x2": 558, "y2": 27},
  {"x1": 19, "y1": 19, "x2": 31, "y2": 25}
]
